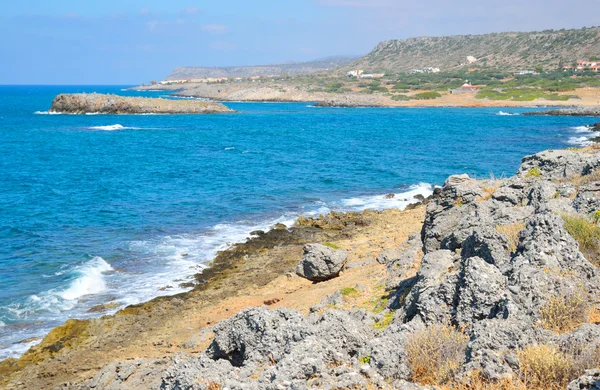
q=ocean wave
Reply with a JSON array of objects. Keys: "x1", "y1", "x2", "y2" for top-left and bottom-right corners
[
  {"x1": 339, "y1": 183, "x2": 434, "y2": 211},
  {"x1": 496, "y1": 111, "x2": 520, "y2": 116},
  {"x1": 572, "y1": 125, "x2": 592, "y2": 133},
  {"x1": 86, "y1": 124, "x2": 139, "y2": 131},
  {"x1": 224, "y1": 147, "x2": 235, "y2": 151},
  {"x1": 34, "y1": 111, "x2": 63, "y2": 115},
  {"x1": 57, "y1": 257, "x2": 114, "y2": 301},
  {"x1": 568, "y1": 136, "x2": 594, "y2": 146}
]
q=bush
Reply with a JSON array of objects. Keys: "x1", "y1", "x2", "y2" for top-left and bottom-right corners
[
  {"x1": 525, "y1": 167, "x2": 542, "y2": 178},
  {"x1": 561, "y1": 214, "x2": 600, "y2": 266},
  {"x1": 391, "y1": 94, "x2": 410, "y2": 101},
  {"x1": 405, "y1": 324, "x2": 468, "y2": 385},
  {"x1": 413, "y1": 91, "x2": 442, "y2": 100},
  {"x1": 539, "y1": 291, "x2": 589, "y2": 333},
  {"x1": 518, "y1": 345, "x2": 575, "y2": 390},
  {"x1": 340, "y1": 287, "x2": 359, "y2": 298}
]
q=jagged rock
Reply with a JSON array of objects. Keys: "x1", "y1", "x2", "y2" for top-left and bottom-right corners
[
  {"x1": 518, "y1": 149, "x2": 600, "y2": 180},
  {"x1": 206, "y1": 308, "x2": 313, "y2": 366},
  {"x1": 567, "y1": 369, "x2": 600, "y2": 390},
  {"x1": 573, "y1": 182, "x2": 600, "y2": 215},
  {"x1": 460, "y1": 226, "x2": 511, "y2": 271},
  {"x1": 493, "y1": 178, "x2": 528, "y2": 205},
  {"x1": 296, "y1": 244, "x2": 348, "y2": 282},
  {"x1": 401, "y1": 250, "x2": 458, "y2": 324},
  {"x1": 456, "y1": 256, "x2": 509, "y2": 325},
  {"x1": 527, "y1": 181, "x2": 557, "y2": 211}
]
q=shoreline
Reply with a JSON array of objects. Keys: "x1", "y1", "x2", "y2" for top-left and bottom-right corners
[
  {"x1": 0, "y1": 203, "x2": 429, "y2": 389},
  {"x1": 130, "y1": 83, "x2": 600, "y2": 109}
]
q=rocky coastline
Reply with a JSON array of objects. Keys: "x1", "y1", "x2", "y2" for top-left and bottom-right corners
[
  {"x1": 132, "y1": 82, "x2": 600, "y2": 109},
  {"x1": 524, "y1": 106, "x2": 600, "y2": 116},
  {"x1": 49, "y1": 93, "x2": 233, "y2": 114},
  {"x1": 2, "y1": 147, "x2": 600, "y2": 389}
]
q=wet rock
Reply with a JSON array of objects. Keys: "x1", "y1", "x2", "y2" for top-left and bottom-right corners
[{"x1": 296, "y1": 243, "x2": 348, "y2": 282}]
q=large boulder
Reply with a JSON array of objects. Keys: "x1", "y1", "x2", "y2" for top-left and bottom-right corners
[
  {"x1": 296, "y1": 243, "x2": 348, "y2": 282},
  {"x1": 206, "y1": 308, "x2": 312, "y2": 366},
  {"x1": 567, "y1": 369, "x2": 600, "y2": 390}
]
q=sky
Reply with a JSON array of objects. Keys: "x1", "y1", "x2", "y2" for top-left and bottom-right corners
[{"x1": 1, "y1": 0, "x2": 599, "y2": 85}]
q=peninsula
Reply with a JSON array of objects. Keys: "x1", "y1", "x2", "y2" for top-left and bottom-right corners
[{"x1": 49, "y1": 93, "x2": 233, "y2": 115}]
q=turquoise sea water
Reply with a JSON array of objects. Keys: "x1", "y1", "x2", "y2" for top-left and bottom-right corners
[{"x1": 0, "y1": 85, "x2": 598, "y2": 359}]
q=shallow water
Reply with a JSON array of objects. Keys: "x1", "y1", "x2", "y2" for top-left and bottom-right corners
[{"x1": 0, "y1": 85, "x2": 597, "y2": 359}]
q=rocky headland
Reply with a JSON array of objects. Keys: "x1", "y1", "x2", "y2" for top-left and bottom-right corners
[
  {"x1": 49, "y1": 93, "x2": 233, "y2": 114},
  {"x1": 3, "y1": 147, "x2": 600, "y2": 389}
]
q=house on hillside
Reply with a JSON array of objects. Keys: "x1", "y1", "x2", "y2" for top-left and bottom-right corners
[
  {"x1": 515, "y1": 70, "x2": 539, "y2": 76},
  {"x1": 449, "y1": 82, "x2": 479, "y2": 94},
  {"x1": 347, "y1": 70, "x2": 364, "y2": 78}
]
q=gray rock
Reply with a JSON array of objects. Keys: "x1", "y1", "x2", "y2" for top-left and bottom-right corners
[
  {"x1": 206, "y1": 308, "x2": 313, "y2": 366},
  {"x1": 296, "y1": 244, "x2": 348, "y2": 282},
  {"x1": 518, "y1": 149, "x2": 600, "y2": 180},
  {"x1": 573, "y1": 182, "x2": 600, "y2": 215},
  {"x1": 567, "y1": 369, "x2": 600, "y2": 390},
  {"x1": 401, "y1": 250, "x2": 458, "y2": 324},
  {"x1": 456, "y1": 256, "x2": 509, "y2": 325}
]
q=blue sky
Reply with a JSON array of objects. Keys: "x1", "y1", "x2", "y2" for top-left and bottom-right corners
[{"x1": 2, "y1": 0, "x2": 599, "y2": 84}]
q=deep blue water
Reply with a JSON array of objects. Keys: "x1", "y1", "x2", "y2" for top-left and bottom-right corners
[{"x1": 0, "y1": 85, "x2": 598, "y2": 359}]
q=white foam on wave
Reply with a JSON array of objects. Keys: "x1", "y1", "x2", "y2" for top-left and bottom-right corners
[
  {"x1": 568, "y1": 126, "x2": 596, "y2": 146},
  {"x1": 224, "y1": 147, "x2": 235, "y2": 150},
  {"x1": 496, "y1": 111, "x2": 520, "y2": 116},
  {"x1": 339, "y1": 183, "x2": 434, "y2": 211},
  {"x1": 34, "y1": 111, "x2": 63, "y2": 115},
  {"x1": 86, "y1": 124, "x2": 135, "y2": 131},
  {"x1": 57, "y1": 257, "x2": 114, "y2": 300}
]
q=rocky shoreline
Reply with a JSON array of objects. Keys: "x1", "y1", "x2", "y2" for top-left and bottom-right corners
[
  {"x1": 49, "y1": 93, "x2": 233, "y2": 114},
  {"x1": 132, "y1": 83, "x2": 600, "y2": 109},
  {"x1": 524, "y1": 106, "x2": 600, "y2": 116},
  {"x1": 2, "y1": 147, "x2": 600, "y2": 389}
]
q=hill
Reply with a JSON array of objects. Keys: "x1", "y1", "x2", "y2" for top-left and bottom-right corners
[
  {"x1": 342, "y1": 26, "x2": 600, "y2": 73},
  {"x1": 165, "y1": 56, "x2": 358, "y2": 80}
]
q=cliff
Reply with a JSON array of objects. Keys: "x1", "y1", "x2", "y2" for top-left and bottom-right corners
[{"x1": 49, "y1": 93, "x2": 233, "y2": 114}]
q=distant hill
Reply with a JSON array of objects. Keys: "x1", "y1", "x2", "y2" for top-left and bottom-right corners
[
  {"x1": 165, "y1": 56, "x2": 358, "y2": 80},
  {"x1": 341, "y1": 26, "x2": 600, "y2": 73}
]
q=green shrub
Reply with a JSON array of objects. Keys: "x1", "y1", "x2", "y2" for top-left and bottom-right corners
[
  {"x1": 526, "y1": 167, "x2": 542, "y2": 178},
  {"x1": 323, "y1": 242, "x2": 340, "y2": 249},
  {"x1": 413, "y1": 91, "x2": 442, "y2": 100},
  {"x1": 392, "y1": 94, "x2": 410, "y2": 101},
  {"x1": 562, "y1": 214, "x2": 600, "y2": 266}
]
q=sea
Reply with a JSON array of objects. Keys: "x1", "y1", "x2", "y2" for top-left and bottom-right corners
[{"x1": 0, "y1": 85, "x2": 598, "y2": 360}]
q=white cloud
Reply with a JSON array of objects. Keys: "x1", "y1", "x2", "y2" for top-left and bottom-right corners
[{"x1": 201, "y1": 24, "x2": 228, "y2": 34}]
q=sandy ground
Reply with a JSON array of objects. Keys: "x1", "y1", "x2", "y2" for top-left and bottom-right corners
[{"x1": 0, "y1": 207, "x2": 426, "y2": 389}]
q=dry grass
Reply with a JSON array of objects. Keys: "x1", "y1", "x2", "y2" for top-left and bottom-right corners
[
  {"x1": 405, "y1": 324, "x2": 468, "y2": 385},
  {"x1": 496, "y1": 223, "x2": 525, "y2": 253},
  {"x1": 207, "y1": 382, "x2": 222, "y2": 390},
  {"x1": 447, "y1": 371, "x2": 527, "y2": 390},
  {"x1": 518, "y1": 345, "x2": 575, "y2": 390},
  {"x1": 539, "y1": 291, "x2": 589, "y2": 333},
  {"x1": 590, "y1": 305, "x2": 600, "y2": 324},
  {"x1": 561, "y1": 214, "x2": 600, "y2": 266}
]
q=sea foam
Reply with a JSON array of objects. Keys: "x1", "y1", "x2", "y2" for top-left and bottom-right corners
[
  {"x1": 86, "y1": 124, "x2": 140, "y2": 131},
  {"x1": 57, "y1": 257, "x2": 114, "y2": 301},
  {"x1": 496, "y1": 111, "x2": 520, "y2": 116}
]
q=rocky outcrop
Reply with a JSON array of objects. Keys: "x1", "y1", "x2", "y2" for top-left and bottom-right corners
[
  {"x1": 49, "y1": 93, "x2": 233, "y2": 114},
  {"x1": 524, "y1": 107, "x2": 600, "y2": 116},
  {"x1": 296, "y1": 243, "x2": 348, "y2": 282},
  {"x1": 72, "y1": 148, "x2": 600, "y2": 389}
]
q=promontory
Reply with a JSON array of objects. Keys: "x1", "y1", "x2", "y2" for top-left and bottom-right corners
[{"x1": 49, "y1": 93, "x2": 233, "y2": 114}]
